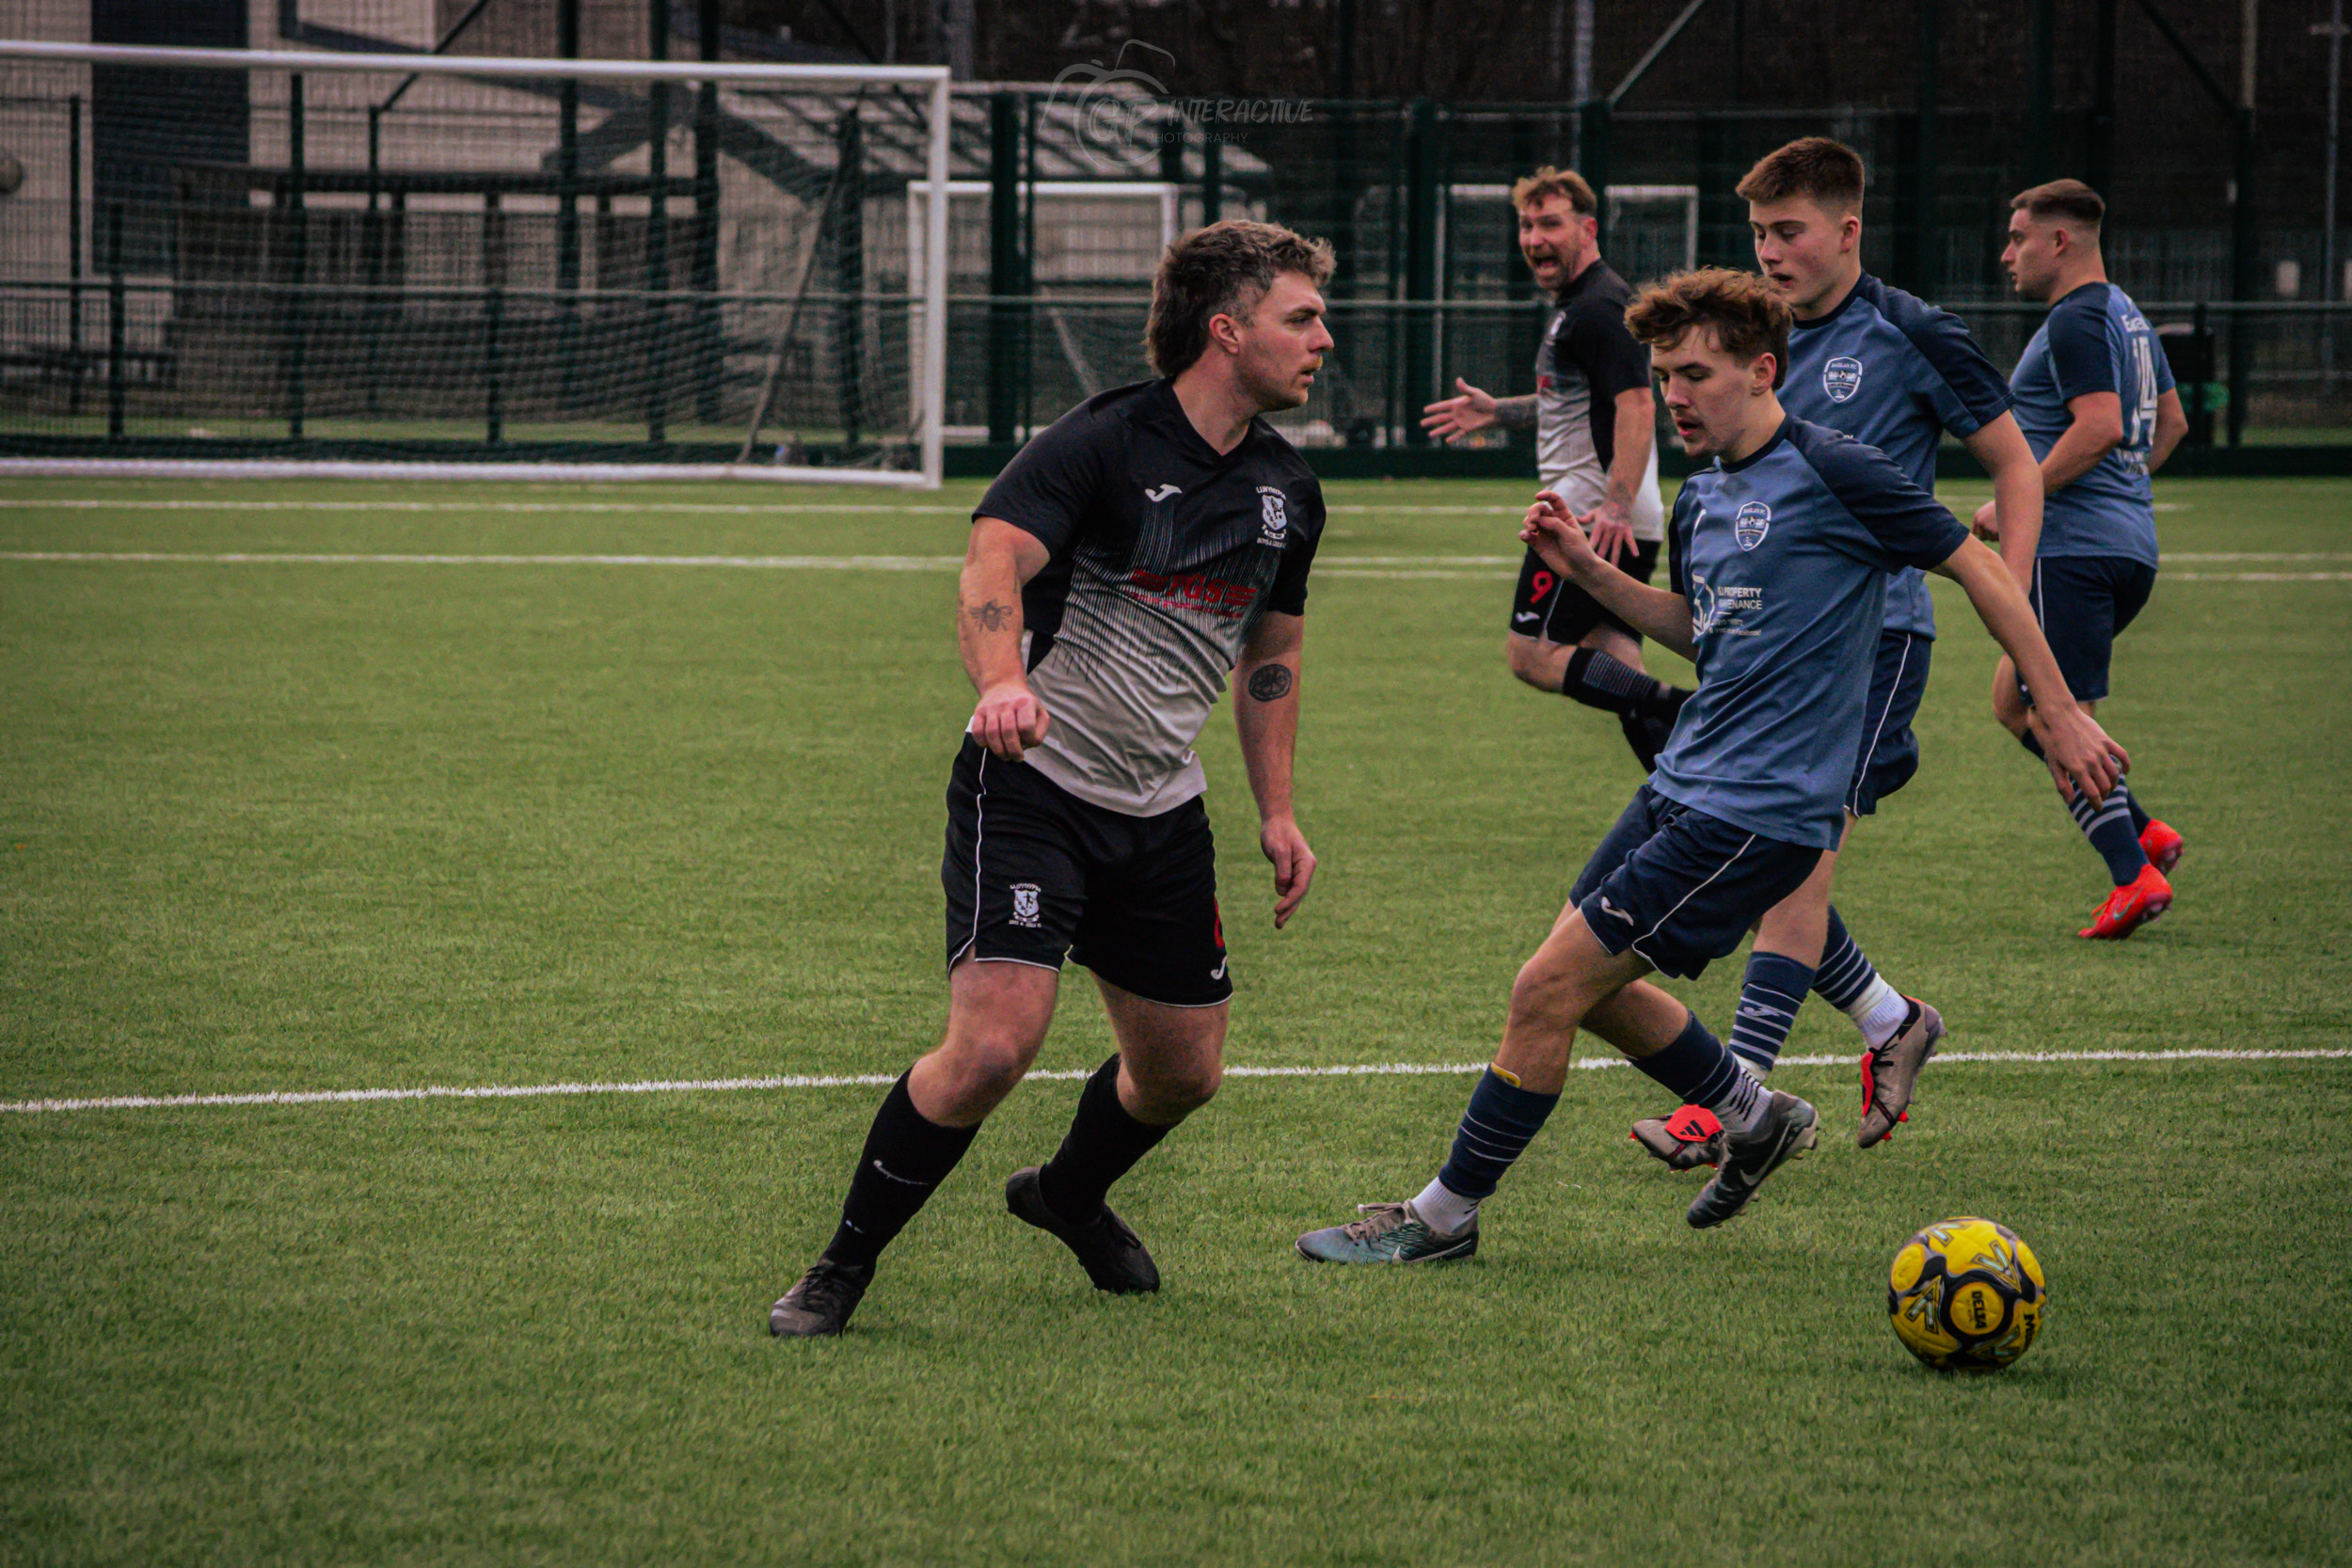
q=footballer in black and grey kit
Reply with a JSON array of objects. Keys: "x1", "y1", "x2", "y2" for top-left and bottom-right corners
[
  {"x1": 941, "y1": 374, "x2": 1325, "y2": 1001},
  {"x1": 1422, "y1": 166, "x2": 1688, "y2": 769},
  {"x1": 770, "y1": 220, "x2": 1335, "y2": 1338}
]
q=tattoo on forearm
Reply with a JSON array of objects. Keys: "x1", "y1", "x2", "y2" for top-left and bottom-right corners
[
  {"x1": 1246, "y1": 664, "x2": 1295, "y2": 702},
  {"x1": 1492, "y1": 395, "x2": 1539, "y2": 431},
  {"x1": 965, "y1": 600, "x2": 1013, "y2": 633}
]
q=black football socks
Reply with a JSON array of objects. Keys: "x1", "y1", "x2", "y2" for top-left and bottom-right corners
[
  {"x1": 821, "y1": 1071, "x2": 978, "y2": 1271},
  {"x1": 1562, "y1": 647, "x2": 1688, "y2": 722},
  {"x1": 1036, "y1": 1056, "x2": 1173, "y2": 1226}
]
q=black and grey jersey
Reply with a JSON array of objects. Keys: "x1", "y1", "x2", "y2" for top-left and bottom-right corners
[
  {"x1": 1537, "y1": 259, "x2": 1665, "y2": 543},
  {"x1": 973, "y1": 378, "x2": 1325, "y2": 816}
]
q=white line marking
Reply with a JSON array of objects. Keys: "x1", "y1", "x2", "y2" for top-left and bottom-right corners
[
  {"x1": 7, "y1": 553, "x2": 2346, "y2": 584},
  {"x1": 0, "y1": 550, "x2": 966, "y2": 570},
  {"x1": 0, "y1": 499, "x2": 973, "y2": 515},
  {"x1": 5, "y1": 1049, "x2": 2343, "y2": 1116}
]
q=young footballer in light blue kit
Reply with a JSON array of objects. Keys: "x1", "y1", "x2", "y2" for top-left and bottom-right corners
[
  {"x1": 1631, "y1": 139, "x2": 2057, "y2": 1170},
  {"x1": 1295, "y1": 271, "x2": 2124, "y2": 1257},
  {"x1": 1986, "y1": 179, "x2": 2188, "y2": 941}
]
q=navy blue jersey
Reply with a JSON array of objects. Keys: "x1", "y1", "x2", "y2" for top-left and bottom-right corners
[
  {"x1": 2010, "y1": 281, "x2": 2171, "y2": 566},
  {"x1": 1781, "y1": 273, "x2": 2012, "y2": 641},
  {"x1": 1657, "y1": 418, "x2": 1970, "y2": 849}
]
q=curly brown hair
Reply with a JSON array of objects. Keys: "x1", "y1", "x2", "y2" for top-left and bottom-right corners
[
  {"x1": 1146, "y1": 220, "x2": 1336, "y2": 377},
  {"x1": 1623, "y1": 268, "x2": 1793, "y2": 388}
]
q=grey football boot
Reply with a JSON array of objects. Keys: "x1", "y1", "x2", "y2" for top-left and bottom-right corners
[
  {"x1": 1857, "y1": 999, "x2": 1946, "y2": 1148},
  {"x1": 1686, "y1": 1091, "x2": 1820, "y2": 1229},
  {"x1": 1295, "y1": 1200, "x2": 1479, "y2": 1264},
  {"x1": 769, "y1": 1259, "x2": 875, "y2": 1338}
]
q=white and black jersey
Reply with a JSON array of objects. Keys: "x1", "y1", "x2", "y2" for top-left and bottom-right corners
[
  {"x1": 1536, "y1": 259, "x2": 1664, "y2": 544},
  {"x1": 974, "y1": 378, "x2": 1326, "y2": 816}
]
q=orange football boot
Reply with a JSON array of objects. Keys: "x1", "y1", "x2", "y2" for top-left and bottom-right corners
[
  {"x1": 2139, "y1": 818, "x2": 2185, "y2": 876},
  {"x1": 2078, "y1": 863, "x2": 2173, "y2": 940}
]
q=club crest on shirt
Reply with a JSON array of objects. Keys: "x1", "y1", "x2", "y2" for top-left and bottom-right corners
[
  {"x1": 1009, "y1": 882, "x2": 1042, "y2": 929},
  {"x1": 1734, "y1": 500, "x2": 1772, "y2": 551},
  {"x1": 1257, "y1": 486, "x2": 1288, "y2": 548},
  {"x1": 1822, "y1": 356, "x2": 1865, "y2": 404}
]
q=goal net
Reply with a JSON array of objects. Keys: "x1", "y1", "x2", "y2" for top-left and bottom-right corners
[{"x1": 0, "y1": 40, "x2": 951, "y2": 485}]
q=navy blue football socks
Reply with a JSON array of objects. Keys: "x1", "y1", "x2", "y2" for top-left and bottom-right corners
[
  {"x1": 2071, "y1": 783, "x2": 2150, "y2": 885},
  {"x1": 1433, "y1": 1068, "x2": 1562, "y2": 1204},
  {"x1": 1814, "y1": 908, "x2": 1875, "y2": 1011},
  {"x1": 1631, "y1": 1011, "x2": 1768, "y2": 1132},
  {"x1": 1727, "y1": 951, "x2": 1817, "y2": 1073},
  {"x1": 2021, "y1": 729, "x2": 2154, "y2": 878}
]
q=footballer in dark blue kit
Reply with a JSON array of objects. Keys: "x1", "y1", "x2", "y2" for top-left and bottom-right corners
[
  {"x1": 1989, "y1": 179, "x2": 2189, "y2": 941},
  {"x1": 1632, "y1": 138, "x2": 2058, "y2": 1173},
  {"x1": 1295, "y1": 270, "x2": 2126, "y2": 1259}
]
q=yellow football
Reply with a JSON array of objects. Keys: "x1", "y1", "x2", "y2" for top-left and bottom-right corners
[{"x1": 1886, "y1": 1216, "x2": 2048, "y2": 1372}]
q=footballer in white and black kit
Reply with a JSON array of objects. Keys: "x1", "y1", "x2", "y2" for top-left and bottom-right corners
[
  {"x1": 1422, "y1": 167, "x2": 1687, "y2": 768},
  {"x1": 770, "y1": 221, "x2": 1335, "y2": 1338}
]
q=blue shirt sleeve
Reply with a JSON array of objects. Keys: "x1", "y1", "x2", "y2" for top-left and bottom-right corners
[
  {"x1": 1797, "y1": 427, "x2": 1971, "y2": 572},
  {"x1": 1667, "y1": 484, "x2": 1697, "y2": 600},
  {"x1": 1902, "y1": 310, "x2": 2012, "y2": 439},
  {"x1": 973, "y1": 400, "x2": 1116, "y2": 557},
  {"x1": 2044, "y1": 289, "x2": 2117, "y2": 404}
]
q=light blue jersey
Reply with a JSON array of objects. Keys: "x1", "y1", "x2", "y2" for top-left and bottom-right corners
[
  {"x1": 1655, "y1": 418, "x2": 1970, "y2": 850},
  {"x1": 1781, "y1": 274, "x2": 2013, "y2": 640},
  {"x1": 2010, "y1": 281, "x2": 2171, "y2": 567}
]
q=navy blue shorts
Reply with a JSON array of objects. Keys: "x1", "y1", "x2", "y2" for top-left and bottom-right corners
[
  {"x1": 2025, "y1": 556, "x2": 2157, "y2": 705},
  {"x1": 1847, "y1": 629, "x2": 1933, "y2": 816},
  {"x1": 1569, "y1": 785, "x2": 1824, "y2": 980},
  {"x1": 941, "y1": 738, "x2": 1231, "y2": 1008},
  {"x1": 1509, "y1": 539, "x2": 1661, "y2": 645}
]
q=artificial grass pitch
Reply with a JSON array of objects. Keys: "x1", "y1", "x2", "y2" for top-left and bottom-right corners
[{"x1": 2, "y1": 476, "x2": 2348, "y2": 1565}]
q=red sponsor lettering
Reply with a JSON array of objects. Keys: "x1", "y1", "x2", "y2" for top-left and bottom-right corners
[{"x1": 1124, "y1": 567, "x2": 1257, "y2": 618}]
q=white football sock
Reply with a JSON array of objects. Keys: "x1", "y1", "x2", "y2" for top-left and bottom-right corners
[
  {"x1": 1851, "y1": 977, "x2": 1910, "y2": 1050},
  {"x1": 1411, "y1": 1177, "x2": 1480, "y2": 1237}
]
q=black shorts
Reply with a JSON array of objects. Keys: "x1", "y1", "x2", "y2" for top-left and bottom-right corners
[
  {"x1": 1509, "y1": 539, "x2": 1661, "y2": 645},
  {"x1": 2024, "y1": 556, "x2": 2157, "y2": 705},
  {"x1": 1847, "y1": 629, "x2": 1934, "y2": 817},
  {"x1": 941, "y1": 737, "x2": 1231, "y2": 1008},
  {"x1": 1569, "y1": 784, "x2": 1824, "y2": 980}
]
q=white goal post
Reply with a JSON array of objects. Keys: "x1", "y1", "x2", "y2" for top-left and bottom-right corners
[{"x1": 0, "y1": 40, "x2": 952, "y2": 486}]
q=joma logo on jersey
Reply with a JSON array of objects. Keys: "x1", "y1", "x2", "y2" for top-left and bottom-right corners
[
  {"x1": 1822, "y1": 356, "x2": 1865, "y2": 404},
  {"x1": 1735, "y1": 500, "x2": 1772, "y2": 550},
  {"x1": 1257, "y1": 487, "x2": 1288, "y2": 548},
  {"x1": 1009, "y1": 883, "x2": 1042, "y2": 929}
]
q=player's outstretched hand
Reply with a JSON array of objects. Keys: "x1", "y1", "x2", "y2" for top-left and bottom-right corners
[
  {"x1": 1520, "y1": 490, "x2": 1600, "y2": 579},
  {"x1": 2037, "y1": 703, "x2": 2128, "y2": 803},
  {"x1": 1971, "y1": 499, "x2": 2002, "y2": 544},
  {"x1": 1421, "y1": 377, "x2": 1498, "y2": 444},
  {"x1": 1261, "y1": 814, "x2": 1317, "y2": 928},
  {"x1": 971, "y1": 680, "x2": 1049, "y2": 761}
]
